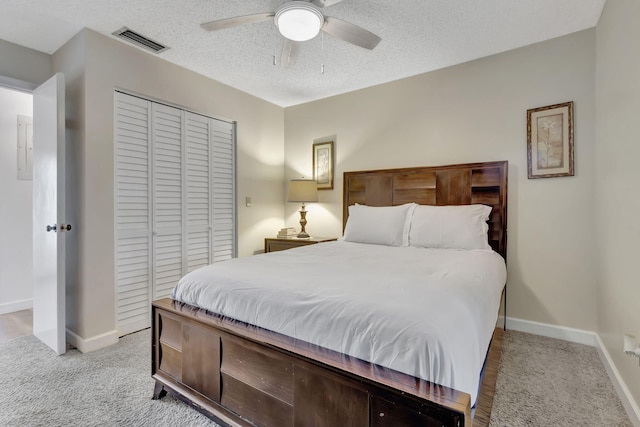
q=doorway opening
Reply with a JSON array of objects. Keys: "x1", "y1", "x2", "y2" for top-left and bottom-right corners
[{"x1": 0, "y1": 85, "x2": 33, "y2": 341}]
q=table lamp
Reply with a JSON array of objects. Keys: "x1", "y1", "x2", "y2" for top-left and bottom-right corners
[{"x1": 287, "y1": 179, "x2": 318, "y2": 238}]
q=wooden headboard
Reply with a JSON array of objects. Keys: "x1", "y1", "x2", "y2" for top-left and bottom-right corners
[{"x1": 343, "y1": 161, "x2": 508, "y2": 259}]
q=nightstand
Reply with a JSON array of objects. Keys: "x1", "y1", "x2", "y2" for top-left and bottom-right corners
[{"x1": 264, "y1": 237, "x2": 337, "y2": 253}]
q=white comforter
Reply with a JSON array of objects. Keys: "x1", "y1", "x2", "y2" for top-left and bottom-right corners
[{"x1": 171, "y1": 240, "x2": 506, "y2": 405}]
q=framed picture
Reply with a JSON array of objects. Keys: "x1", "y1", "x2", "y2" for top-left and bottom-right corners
[
  {"x1": 527, "y1": 101, "x2": 574, "y2": 179},
  {"x1": 313, "y1": 140, "x2": 334, "y2": 190}
]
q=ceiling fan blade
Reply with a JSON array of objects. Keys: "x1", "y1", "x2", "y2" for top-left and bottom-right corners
[
  {"x1": 280, "y1": 39, "x2": 300, "y2": 67},
  {"x1": 201, "y1": 13, "x2": 275, "y2": 32},
  {"x1": 322, "y1": 17, "x2": 381, "y2": 50},
  {"x1": 311, "y1": 0, "x2": 347, "y2": 7}
]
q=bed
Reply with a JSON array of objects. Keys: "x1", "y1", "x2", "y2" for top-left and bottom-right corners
[{"x1": 151, "y1": 160, "x2": 508, "y2": 427}]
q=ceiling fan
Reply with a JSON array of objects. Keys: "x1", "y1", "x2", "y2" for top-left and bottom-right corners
[{"x1": 200, "y1": 0, "x2": 381, "y2": 67}]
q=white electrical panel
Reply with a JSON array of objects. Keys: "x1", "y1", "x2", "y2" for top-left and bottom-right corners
[{"x1": 17, "y1": 115, "x2": 33, "y2": 181}]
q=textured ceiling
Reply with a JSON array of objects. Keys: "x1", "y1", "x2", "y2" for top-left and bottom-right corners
[{"x1": 0, "y1": 0, "x2": 606, "y2": 107}]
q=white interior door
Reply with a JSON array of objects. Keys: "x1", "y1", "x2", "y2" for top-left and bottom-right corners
[{"x1": 32, "y1": 73, "x2": 66, "y2": 355}]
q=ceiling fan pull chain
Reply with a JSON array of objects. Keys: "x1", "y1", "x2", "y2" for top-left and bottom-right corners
[
  {"x1": 273, "y1": 27, "x2": 278, "y2": 66},
  {"x1": 320, "y1": 31, "x2": 325, "y2": 74}
]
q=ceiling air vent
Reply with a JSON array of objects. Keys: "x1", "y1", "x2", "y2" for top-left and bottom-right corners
[{"x1": 112, "y1": 27, "x2": 169, "y2": 54}]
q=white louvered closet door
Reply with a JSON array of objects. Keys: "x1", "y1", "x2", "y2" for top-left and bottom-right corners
[
  {"x1": 211, "y1": 119, "x2": 235, "y2": 262},
  {"x1": 114, "y1": 93, "x2": 152, "y2": 335},
  {"x1": 151, "y1": 103, "x2": 184, "y2": 300},
  {"x1": 115, "y1": 92, "x2": 236, "y2": 335},
  {"x1": 185, "y1": 112, "x2": 212, "y2": 272},
  {"x1": 184, "y1": 115, "x2": 236, "y2": 269}
]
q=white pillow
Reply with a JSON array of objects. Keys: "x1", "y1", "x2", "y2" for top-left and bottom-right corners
[
  {"x1": 343, "y1": 203, "x2": 417, "y2": 247},
  {"x1": 408, "y1": 204, "x2": 492, "y2": 250}
]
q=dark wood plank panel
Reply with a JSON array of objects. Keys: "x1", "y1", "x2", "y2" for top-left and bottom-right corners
[
  {"x1": 347, "y1": 176, "x2": 367, "y2": 192},
  {"x1": 159, "y1": 342, "x2": 182, "y2": 381},
  {"x1": 370, "y1": 395, "x2": 456, "y2": 427},
  {"x1": 392, "y1": 188, "x2": 436, "y2": 205},
  {"x1": 159, "y1": 312, "x2": 182, "y2": 351},
  {"x1": 472, "y1": 167, "x2": 502, "y2": 187},
  {"x1": 221, "y1": 335, "x2": 294, "y2": 404},
  {"x1": 347, "y1": 191, "x2": 366, "y2": 206},
  {"x1": 471, "y1": 190, "x2": 500, "y2": 206},
  {"x1": 221, "y1": 373, "x2": 294, "y2": 427},
  {"x1": 294, "y1": 366, "x2": 369, "y2": 427},
  {"x1": 490, "y1": 228, "x2": 503, "y2": 241},
  {"x1": 488, "y1": 211, "x2": 502, "y2": 224},
  {"x1": 364, "y1": 175, "x2": 393, "y2": 206},
  {"x1": 393, "y1": 172, "x2": 436, "y2": 189},
  {"x1": 182, "y1": 323, "x2": 221, "y2": 402},
  {"x1": 436, "y1": 170, "x2": 472, "y2": 205}
]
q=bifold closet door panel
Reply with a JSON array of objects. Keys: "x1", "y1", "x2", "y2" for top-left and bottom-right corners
[
  {"x1": 211, "y1": 119, "x2": 235, "y2": 262},
  {"x1": 185, "y1": 112, "x2": 212, "y2": 272},
  {"x1": 114, "y1": 92, "x2": 153, "y2": 335},
  {"x1": 152, "y1": 103, "x2": 184, "y2": 300}
]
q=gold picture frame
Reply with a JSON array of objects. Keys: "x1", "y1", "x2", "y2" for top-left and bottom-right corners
[
  {"x1": 313, "y1": 140, "x2": 334, "y2": 190},
  {"x1": 527, "y1": 101, "x2": 574, "y2": 179}
]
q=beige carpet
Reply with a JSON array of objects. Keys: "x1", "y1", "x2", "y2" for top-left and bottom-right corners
[
  {"x1": 0, "y1": 329, "x2": 633, "y2": 426},
  {"x1": 490, "y1": 330, "x2": 632, "y2": 427},
  {"x1": 0, "y1": 330, "x2": 218, "y2": 427}
]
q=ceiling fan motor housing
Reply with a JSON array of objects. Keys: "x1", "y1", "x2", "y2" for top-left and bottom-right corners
[{"x1": 275, "y1": 1, "x2": 325, "y2": 41}]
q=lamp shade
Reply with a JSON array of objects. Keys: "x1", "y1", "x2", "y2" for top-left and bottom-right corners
[
  {"x1": 287, "y1": 179, "x2": 318, "y2": 202},
  {"x1": 275, "y1": 2, "x2": 324, "y2": 42}
]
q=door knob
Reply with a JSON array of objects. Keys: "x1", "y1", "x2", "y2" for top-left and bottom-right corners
[
  {"x1": 60, "y1": 224, "x2": 72, "y2": 232},
  {"x1": 46, "y1": 224, "x2": 57, "y2": 232}
]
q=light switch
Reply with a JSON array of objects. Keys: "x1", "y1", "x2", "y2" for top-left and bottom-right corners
[{"x1": 245, "y1": 196, "x2": 252, "y2": 207}]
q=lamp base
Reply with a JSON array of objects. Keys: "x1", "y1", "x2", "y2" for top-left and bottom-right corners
[{"x1": 298, "y1": 203, "x2": 310, "y2": 239}]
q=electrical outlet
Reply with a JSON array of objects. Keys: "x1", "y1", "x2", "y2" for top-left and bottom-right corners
[
  {"x1": 624, "y1": 334, "x2": 640, "y2": 366},
  {"x1": 624, "y1": 334, "x2": 638, "y2": 353}
]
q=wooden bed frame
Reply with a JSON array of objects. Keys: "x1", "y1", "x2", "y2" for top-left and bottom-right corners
[{"x1": 152, "y1": 160, "x2": 508, "y2": 427}]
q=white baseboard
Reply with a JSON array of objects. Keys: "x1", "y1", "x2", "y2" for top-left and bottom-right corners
[
  {"x1": 507, "y1": 316, "x2": 640, "y2": 426},
  {"x1": 0, "y1": 299, "x2": 33, "y2": 315},
  {"x1": 66, "y1": 328, "x2": 119, "y2": 353},
  {"x1": 595, "y1": 335, "x2": 640, "y2": 427},
  {"x1": 506, "y1": 316, "x2": 596, "y2": 346}
]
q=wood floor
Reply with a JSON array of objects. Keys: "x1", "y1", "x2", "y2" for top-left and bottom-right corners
[
  {"x1": 474, "y1": 327, "x2": 503, "y2": 427},
  {"x1": 0, "y1": 309, "x2": 33, "y2": 344}
]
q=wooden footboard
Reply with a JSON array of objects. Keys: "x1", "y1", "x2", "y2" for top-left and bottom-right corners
[{"x1": 152, "y1": 298, "x2": 475, "y2": 427}]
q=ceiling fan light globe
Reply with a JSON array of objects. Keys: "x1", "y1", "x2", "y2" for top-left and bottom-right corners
[{"x1": 275, "y1": 2, "x2": 324, "y2": 42}]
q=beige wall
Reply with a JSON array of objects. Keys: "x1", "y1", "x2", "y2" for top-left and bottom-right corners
[
  {"x1": 284, "y1": 29, "x2": 598, "y2": 331},
  {"x1": 596, "y1": 0, "x2": 640, "y2": 410},
  {"x1": 52, "y1": 29, "x2": 285, "y2": 340},
  {"x1": 0, "y1": 38, "x2": 51, "y2": 88}
]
